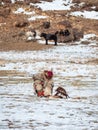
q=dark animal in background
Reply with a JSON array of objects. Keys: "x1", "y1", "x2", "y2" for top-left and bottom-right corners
[
  {"x1": 54, "y1": 87, "x2": 69, "y2": 98},
  {"x1": 40, "y1": 31, "x2": 58, "y2": 45},
  {"x1": 59, "y1": 29, "x2": 70, "y2": 36}
]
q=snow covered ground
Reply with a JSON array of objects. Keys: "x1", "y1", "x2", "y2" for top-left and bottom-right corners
[
  {"x1": 30, "y1": 0, "x2": 73, "y2": 11},
  {"x1": 0, "y1": 0, "x2": 98, "y2": 129},
  {"x1": 71, "y1": 10, "x2": 98, "y2": 20},
  {"x1": 0, "y1": 34, "x2": 98, "y2": 130},
  {"x1": 12, "y1": 0, "x2": 98, "y2": 21}
]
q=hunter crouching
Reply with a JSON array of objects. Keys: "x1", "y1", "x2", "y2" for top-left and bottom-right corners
[{"x1": 33, "y1": 70, "x2": 54, "y2": 97}]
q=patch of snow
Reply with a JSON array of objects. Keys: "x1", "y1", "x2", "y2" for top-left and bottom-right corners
[
  {"x1": 11, "y1": 0, "x2": 24, "y2": 3},
  {"x1": 1, "y1": 2, "x2": 4, "y2": 5},
  {"x1": 83, "y1": 34, "x2": 96, "y2": 39},
  {"x1": 0, "y1": 23, "x2": 6, "y2": 26},
  {"x1": 79, "y1": 34, "x2": 98, "y2": 46},
  {"x1": 71, "y1": 10, "x2": 98, "y2": 20},
  {"x1": 11, "y1": 0, "x2": 15, "y2": 3},
  {"x1": 13, "y1": 7, "x2": 47, "y2": 21},
  {"x1": 79, "y1": 2, "x2": 85, "y2": 7},
  {"x1": 28, "y1": 15, "x2": 47, "y2": 21},
  {"x1": 91, "y1": 6, "x2": 96, "y2": 9},
  {"x1": 13, "y1": 8, "x2": 35, "y2": 15},
  {"x1": 30, "y1": 0, "x2": 73, "y2": 11}
]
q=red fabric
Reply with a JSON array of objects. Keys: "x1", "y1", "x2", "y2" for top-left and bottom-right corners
[
  {"x1": 44, "y1": 70, "x2": 53, "y2": 79},
  {"x1": 47, "y1": 71, "x2": 53, "y2": 77},
  {"x1": 37, "y1": 91, "x2": 44, "y2": 97}
]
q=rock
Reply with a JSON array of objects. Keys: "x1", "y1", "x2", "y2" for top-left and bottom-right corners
[
  {"x1": 42, "y1": 21, "x2": 50, "y2": 29},
  {"x1": 14, "y1": 20, "x2": 29, "y2": 28},
  {"x1": 58, "y1": 20, "x2": 72, "y2": 29},
  {"x1": 57, "y1": 28, "x2": 74, "y2": 42},
  {"x1": 55, "y1": 20, "x2": 75, "y2": 42},
  {"x1": 73, "y1": 28, "x2": 84, "y2": 41},
  {"x1": 0, "y1": 7, "x2": 11, "y2": 17}
]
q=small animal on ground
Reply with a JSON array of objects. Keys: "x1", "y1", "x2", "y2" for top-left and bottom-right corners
[
  {"x1": 54, "y1": 86, "x2": 70, "y2": 98},
  {"x1": 26, "y1": 30, "x2": 36, "y2": 41},
  {"x1": 40, "y1": 31, "x2": 58, "y2": 45}
]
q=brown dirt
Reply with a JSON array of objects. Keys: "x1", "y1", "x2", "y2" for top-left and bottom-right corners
[
  {"x1": 0, "y1": 41, "x2": 53, "y2": 51},
  {"x1": 0, "y1": 0, "x2": 98, "y2": 51}
]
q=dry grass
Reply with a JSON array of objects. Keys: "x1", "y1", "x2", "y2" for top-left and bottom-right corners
[{"x1": 0, "y1": 41, "x2": 53, "y2": 51}]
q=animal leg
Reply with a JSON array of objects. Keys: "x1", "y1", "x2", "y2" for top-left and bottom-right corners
[
  {"x1": 46, "y1": 40, "x2": 48, "y2": 45},
  {"x1": 54, "y1": 92, "x2": 59, "y2": 96},
  {"x1": 54, "y1": 40, "x2": 57, "y2": 45}
]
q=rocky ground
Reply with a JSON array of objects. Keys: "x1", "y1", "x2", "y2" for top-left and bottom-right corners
[{"x1": 0, "y1": 0, "x2": 98, "y2": 51}]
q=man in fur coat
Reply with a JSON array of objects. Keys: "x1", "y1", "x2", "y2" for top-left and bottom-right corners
[{"x1": 33, "y1": 70, "x2": 54, "y2": 97}]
